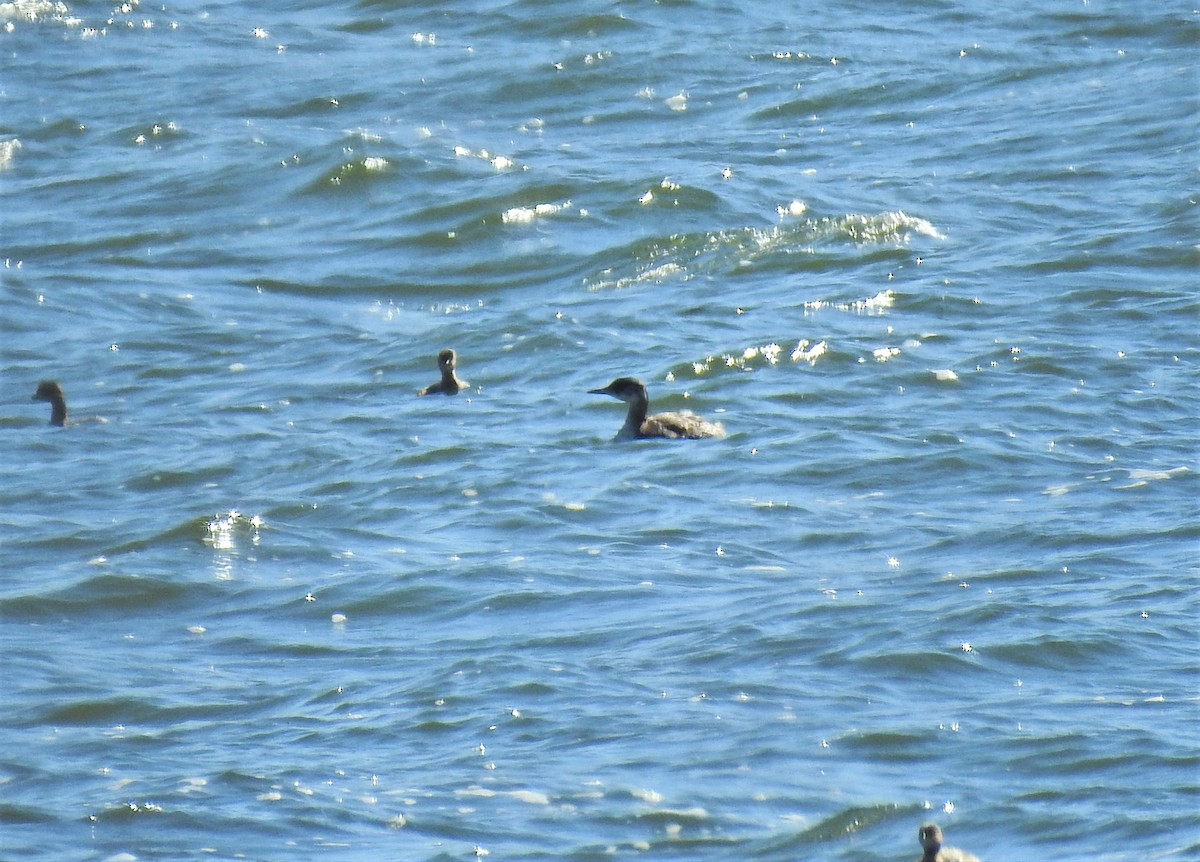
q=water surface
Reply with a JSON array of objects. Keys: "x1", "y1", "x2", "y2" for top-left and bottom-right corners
[{"x1": 2, "y1": 1, "x2": 1197, "y2": 859}]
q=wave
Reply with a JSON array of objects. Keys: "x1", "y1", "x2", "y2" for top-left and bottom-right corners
[{"x1": 585, "y1": 210, "x2": 942, "y2": 291}]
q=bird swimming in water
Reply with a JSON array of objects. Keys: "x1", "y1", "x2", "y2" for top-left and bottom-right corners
[
  {"x1": 32, "y1": 380, "x2": 107, "y2": 427},
  {"x1": 419, "y1": 348, "x2": 468, "y2": 396},
  {"x1": 918, "y1": 824, "x2": 980, "y2": 862},
  {"x1": 589, "y1": 377, "x2": 726, "y2": 441}
]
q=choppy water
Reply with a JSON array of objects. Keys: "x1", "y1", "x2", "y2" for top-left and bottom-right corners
[{"x1": 2, "y1": 1, "x2": 1198, "y2": 860}]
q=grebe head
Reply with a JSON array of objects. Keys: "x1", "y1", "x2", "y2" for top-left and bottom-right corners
[
  {"x1": 588, "y1": 377, "x2": 647, "y2": 403},
  {"x1": 33, "y1": 380, "x2": 64, "y2": 403},
  {"x1": 437, "y1": 348, "x2": 457, "y2": 372},
  {"x1": 918, "y1": 824, "x2": 943, "y2": 853}
]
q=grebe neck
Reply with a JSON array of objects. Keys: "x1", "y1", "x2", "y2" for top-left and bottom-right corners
[
  {"x1": 617, "y1": 392, "x2": 649, "y2": 440},
  {"x1": 48, "y1": 396, "x2": 67, "y2": 426}
]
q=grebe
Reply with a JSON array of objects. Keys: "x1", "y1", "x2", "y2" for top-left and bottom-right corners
[
  {"x1": 32, "y1": 380, "x2": 107, "y2": 427},
  {"x1": 419, "y1": 348, "x2": 467, "y2": 396},
  {"x1": 918, "y1": 824, "x2": 980, "y2": 862},
  {"x1": 589, "y1": 377, "x2": 726, "y2": 441}
]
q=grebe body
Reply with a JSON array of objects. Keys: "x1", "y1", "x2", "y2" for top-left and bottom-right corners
[
  {"x1": 419, "y1": 349, "x2": 467, "y2": 396},
  {"x1": 589, "y1": 377, "x2": 725, "y2": 441}
]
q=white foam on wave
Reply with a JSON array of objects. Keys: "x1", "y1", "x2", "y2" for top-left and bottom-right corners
[
  {"x1": 615, "y1": 208, "x2": 942, "y2": 291},
  {"x1": 848, "y1": 210, "x2": 945, "y2": 242},
  {"x1": 14, "y1": 0, "x2": 182, "y2": 34},
  {"x1": 806, "y1": 289, "x2": 895, "y2": 317},
  {"x1": 687, "y1": 339, "x2": 829, "y2": 376},
  {"x1": 773, "y1": 208, "x2": 944, "y2": 244},
  {"x1": 664, "y1": 91, "x2": 688, "y2": 112},
  {"x1": 585, "y1": 206, "x2": 937, "y2": 295},
  {"x1": 453, "y1": 145, "x2": 519, "y2": 171},
  {"x1": 587, "y1": 261, "x2": 683, "y2": 292},
  {"x1": 502, "y1": 200, "x2": 574, "y2": 224},
  {"x1": 0, "y1": 0, "x2": 71, "y2": 24},
  {"x1": 860, "y1": 290, "x2": 895, "y2": 310},
  {"x1": 792, "y1": 339, "x2": 828, "y2": 364},
  {"x1": 508, "y1": 789, "x2": 550, "y2": 805},
  {"x1": 0, "y1": 138, "x2": 20, "y2": 169},
  {"x1": 1118, "y1": 465, "x2": 1190, "y2": 489}
]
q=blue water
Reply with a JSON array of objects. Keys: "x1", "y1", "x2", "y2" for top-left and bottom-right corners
[{"x1": 2, "y1": 1, "x2": 1198, "y2": 860}]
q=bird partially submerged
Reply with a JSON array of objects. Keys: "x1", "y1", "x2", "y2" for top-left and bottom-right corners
[
  {"x1": 589, "y1": 377, "x2": 725, "y2": 441},
  {"x1": 419, "y1": 348, "x2": 468, "y2": 396},
  {"x1": 918, "y1": 824, "x2": 981, "y2": 862},
  {"x1": 32, "y1": 380, "x2": 107, "y2": 427}
]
